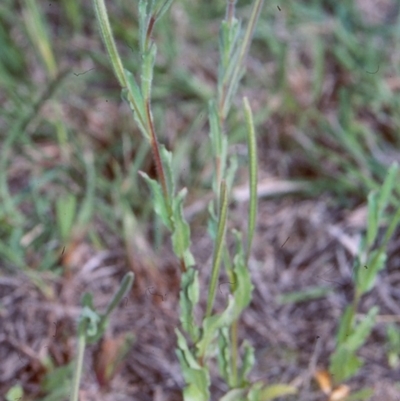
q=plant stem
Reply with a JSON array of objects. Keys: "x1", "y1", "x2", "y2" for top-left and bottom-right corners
[
  {"x1": 206, "y1": 180, "x2": 229, "y2": 318},
  {"x1": 145, "y1": 101, "x2": 170, "y2": 204},
  {"x1": 231, "y1": 319, "x2": 239, "y2": 385},
  {"x1": 70, "y1": 330, "x2": 86, "y2": 401},
  {"x1": 243, "y1": 97, "x2": 258, "y2": 262}
]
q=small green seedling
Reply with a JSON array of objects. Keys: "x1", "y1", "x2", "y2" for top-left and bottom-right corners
[
  {"x1": 329, "y1": 162, "x2": 400, "y2": 395},
  {"x1": 69, "y1": 272, "x2": 134, "y2": 401}
]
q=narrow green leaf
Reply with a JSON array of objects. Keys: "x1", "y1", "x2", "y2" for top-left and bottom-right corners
[
  {"x1": 154, "y1": 0, "x2": 175, "y2": 22},
  {"x1": 259, "y1": 383, "x2": 298, "y2": 400},
  {"x1": 207, "y1": 201, "x2": 219, "y2": 241},
  {"x1": 377, "y1": 162, "x2": 398, "y2": 219},
  {"x1": 76, "y1": 150, "x2": 96, "y2": 228},
  {"x1": 138, "y1": 0, "x2": 148, "y2": 54},
  {"x1": 225, "y1": 153, "x2": 238, "y2": 194},
  {"x1": 366, "y1": 191, "x2": 378, "y2": 248},
  {"x1": 231, "y1": 229, "x2": 253, "y2": 312},
  {"x1": 208, "y1": 100, "x2": 228, "y2": 198},
  {"x1": 198, "y1": 232, "x2": 252, "y2": 358},
  {"x1": 219, "y1": 388, "x2": 246, "y2": 401},
  {"x1": 123, "y1": 69, "x2": 148, "y2": 137},
  {"x1": 141, "y1": 43, "x2": 157, "y2": 101},
  {"x1": 175, "y1": 330, "x2": 210, "y2": 401},
  {"x1": 357, "y1": 250, "x2": 386, "y2": 295},
  {"x1": 218, "y1": 17, "x2": 241, "y2": 82},
  {"x1": 346, "y1": 306, "x2": 378, "y2": 352},
  {"x1": 243, "y1": 97, "x2": 258, "y2": 261},
  {"x1": 217, "y1": 327, "x2": 233, "y2": 385},
  {"x1": 277, "y1": 286, "x2": 333, "y2": 305},
  {"x1": 179, "y1": 267, "x2": 200, "y2": 341},
  {"x1": 103, "y1": 272, "x2": 135, "y2": 319},
  {"x1": 172, "y1": 188, "x2": 195, "y2": 266},
  {"x1": 197, "y1": 296, "x2": 237, "y2": 357},
  {"x1": 380, "y1": 203, "x2": 400, "y2": 250},
  {"x1": 247, "y1": 382, "x2": 264, "y2": 401},
  {"x1": 93, "y1": 0, "x2": 126, "y2": 87},
  {"x1": 160, "y1": 145, "x2": 175, "y2": 199},
  {"x1": 221, "y1": 0, "x2": 265, "y2": 118},
  {"x1": 139, "y1": 171, "x2": 172, "y2": 230},
  {"x1": 24, "y1": 0, "x2": 57, "y2": 77},
  {"x1": 337, "y1": 304, "x2": 355, "y2": 345},
  {"x1": 345, "y1": 388, "x2": 374, "y2": 401},
  {"x1": 330, "y1": 346, "x2": 363, "y2": 382},
  {"x1": 206, "y1": 180, "x2": 229, "y2": 318},
  {"x1": 238, "y1": 340, "x2": 255, "y2": 385},
  {"x1": 56, "y1": 194, "x2": 77, "y2": 241}
]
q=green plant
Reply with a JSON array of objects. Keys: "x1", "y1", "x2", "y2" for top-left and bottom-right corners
[
  {"x1": 328, "y1": 162, "x2": 400, "y2": 393},
  {"x1": 386, "y1": 323, "x2": 400, "y2": 369},
  {"x1": 92, "y1": 0, "x2": 297, "y2": 399},
  {"x1": 69, "y1": 272, "x2": 134, "y2": 401}
]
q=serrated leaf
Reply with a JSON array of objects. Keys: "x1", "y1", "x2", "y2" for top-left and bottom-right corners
[
  {"x1": 196, "y1": 296, "x2": 237, "y2": 356},
  {"x1": 176, "y1": 329, "x2": 202, "y2": 369},
  {"x1": 176, "y1": 329, "x2": 210, "y2": 401},
  {"x1": 238, "y1": 340, "x2": 255, "y2": 385},
  {"x1": 231, "y1": 230, "x2": 253, "y2": 311},
  {"x1": 160, "y1": 145, "x2": 175, "y2": 198},
  {"x1": 172, "y1": 188, "x2": 194, "y2": 264},
  {"x1": 217, "y1": 327, "x2": 233, "y2": 385},
  {"x1": 179, "y1": 267, "x2": 200, "y2": 341},
  {"x1": 78, "y1": 306, "x2": 101, "y2": 338}
]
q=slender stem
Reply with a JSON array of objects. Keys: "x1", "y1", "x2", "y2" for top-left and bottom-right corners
[
  {"x1": 70, "y1": 331, "x2": 86, "y2": 401},
  {"x1": 243, "y1": 97, "x2": 258, "y2": 262},
  {"x1": 145, "y1": 100, "x2": 169, "y2": 203},
  {"x1": 180, "y1": 257, "x2": 187, "y2": 273},
  {"x1": 226, "y1": 0, "x2": 237, "y2": 24},
  {"x1": 231, "y1": 319, "x2": 239, "y2": 384},
  {"x1": 206, "y1": 181, "x2": 229, "y2": 318},
  {"x1": 145, "y1": 15, "x2": 156, "y2": 50}
]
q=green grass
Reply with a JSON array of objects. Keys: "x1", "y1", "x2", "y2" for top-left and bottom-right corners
[{"x1": 2, "y1": 0, "x2": 400, "y2": 400}]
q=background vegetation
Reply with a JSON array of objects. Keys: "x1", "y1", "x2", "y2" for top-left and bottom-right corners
[{"x1": 1, "y1": 0, "x2": 400, "y2": 400}]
